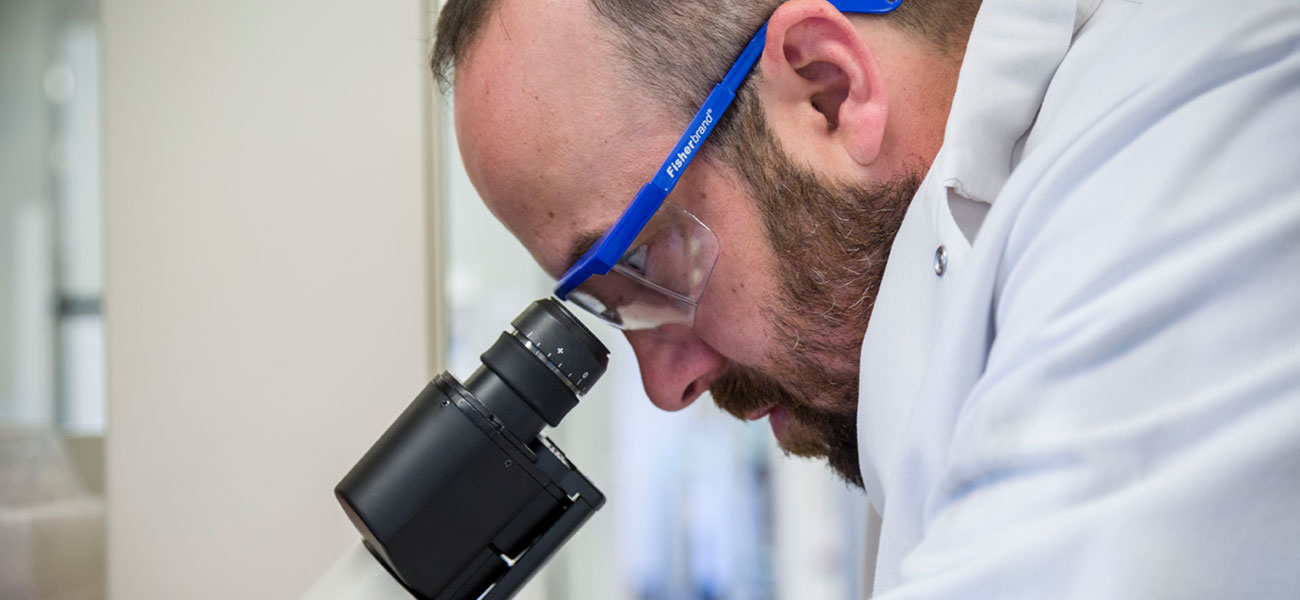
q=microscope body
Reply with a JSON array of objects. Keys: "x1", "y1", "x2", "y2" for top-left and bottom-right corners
[
  {"x1": 335, "y1": 375, "x2": 603, "y2": 599},
  {"x1": 319, "y1": 299, "x2": 609, "y2": 600}
]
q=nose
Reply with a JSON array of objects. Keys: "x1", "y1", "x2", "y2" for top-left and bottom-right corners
[{"x1": 623, "y1": 329, "x2": 727, "y2": 411}]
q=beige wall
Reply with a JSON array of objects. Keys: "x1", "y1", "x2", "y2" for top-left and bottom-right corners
[{"x1": 101, "y1": 1, "x2": 441, "y2": 597}]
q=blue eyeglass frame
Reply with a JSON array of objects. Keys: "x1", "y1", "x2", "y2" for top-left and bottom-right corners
[{"x1": 555, "y1": 0, "x2": 904, "y2": 301}]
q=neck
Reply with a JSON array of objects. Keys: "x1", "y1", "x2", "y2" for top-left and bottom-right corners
[{"x1": 859, "y1": 20, "x2": 969, "y2": 171}]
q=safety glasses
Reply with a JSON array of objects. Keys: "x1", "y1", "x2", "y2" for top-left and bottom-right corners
[{"x1": 554, "y1": 0, "x2": 904, "y2": 334}]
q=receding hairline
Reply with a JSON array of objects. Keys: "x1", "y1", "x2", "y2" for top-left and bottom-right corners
[
  {"x1": 431, "y1": 0, "x2": 979, "y2": 96},
  {"x1": 431, "y1": 0, "x2": 502, "y2": 93}
]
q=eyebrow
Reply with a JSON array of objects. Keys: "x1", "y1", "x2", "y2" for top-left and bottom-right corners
[{"x1": 564, "y1": 230, "x2": 607, "y2": 277}]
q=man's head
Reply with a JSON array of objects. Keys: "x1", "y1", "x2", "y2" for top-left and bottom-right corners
[{"x1": 436, "y1": 0, "x2": 978, "y2": 486}]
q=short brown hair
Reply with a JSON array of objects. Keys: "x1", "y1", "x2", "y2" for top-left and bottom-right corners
[{"x1": 432, "y1": 0, "x2": 980, "y2": 117}]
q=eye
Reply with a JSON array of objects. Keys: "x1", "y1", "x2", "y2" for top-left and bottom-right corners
[{"x1": 622, "y1": 244, "x2": 648, "y2": 274}]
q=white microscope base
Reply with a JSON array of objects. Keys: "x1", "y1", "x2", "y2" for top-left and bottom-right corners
[{"x1": 301, "y1": 542, "x2": 414, "y2": 600}]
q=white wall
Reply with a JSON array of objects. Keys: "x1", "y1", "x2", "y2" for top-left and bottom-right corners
[{"x1": 101, "y1": 1, "x2": 441, "y2": 598}]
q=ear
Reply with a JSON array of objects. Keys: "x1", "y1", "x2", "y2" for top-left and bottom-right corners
[{"x1": 759, "y1": 0, "x2": 889, "y2": 167}]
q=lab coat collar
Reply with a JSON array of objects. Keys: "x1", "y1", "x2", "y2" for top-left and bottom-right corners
[
  {"x1": 933, "y1": 0, "x2": 1102, "y2": 206},
  {"x1": 856, "y1": 0, "x2": 1103, "y2": 515}
]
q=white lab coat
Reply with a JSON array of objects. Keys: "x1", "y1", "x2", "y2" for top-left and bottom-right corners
[{"x1": 857, "y1": 0, "x2": 1300, "y2": 596}]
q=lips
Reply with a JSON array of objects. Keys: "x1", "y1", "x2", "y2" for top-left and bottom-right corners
[
  {"x1": 744, "y1": 405, "x2": 791, "y2": 442},
  {"x1": 767, "y1": 406, "x2": 790, "y2": 441},
  {"x1": 745, "y1": 406, "x2": 774, "y2": 421}
]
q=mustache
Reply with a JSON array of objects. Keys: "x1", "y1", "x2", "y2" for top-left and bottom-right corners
[{"x1": 709, "y1": 363, "x2": 797, "y2": 420}]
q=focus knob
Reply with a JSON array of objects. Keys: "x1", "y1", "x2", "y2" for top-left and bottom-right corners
[{"x1": 511, "y1": 298, "x2": 609, "y2": 395}]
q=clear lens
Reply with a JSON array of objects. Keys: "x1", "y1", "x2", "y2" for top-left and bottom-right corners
[{"x1": 567, "y1": 202, "x2": 718, "y2": 334}]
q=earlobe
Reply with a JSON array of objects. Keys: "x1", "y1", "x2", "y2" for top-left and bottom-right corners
[{"x1": 760, "y1": 0, "x2": 889, "y2": 167}]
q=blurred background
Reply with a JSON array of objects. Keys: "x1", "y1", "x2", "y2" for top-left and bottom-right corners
[{"x1": 0, "y1": 1, "x2": 875, "y2": 598}]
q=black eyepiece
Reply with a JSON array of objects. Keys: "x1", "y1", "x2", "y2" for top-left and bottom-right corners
[
  {"x1": 468, "y1": 298, "x2": 608, "y2": 440},
  {"x1": 512, "y1": 297, "x2": 609, "y2": 395}
]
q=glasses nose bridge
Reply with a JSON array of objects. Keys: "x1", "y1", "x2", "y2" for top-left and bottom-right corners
[{"x1": 560, "y1": 199, "x2": 718, "y2": 334}]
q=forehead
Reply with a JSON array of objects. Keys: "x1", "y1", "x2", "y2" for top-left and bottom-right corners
[{"x1": 452, "y1": 0, "x2": 678, "y2": 278}]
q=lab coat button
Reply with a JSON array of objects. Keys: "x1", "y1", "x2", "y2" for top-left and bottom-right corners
[{"x1": 934, "y1": 245, "x2": 948, "y2": 276}]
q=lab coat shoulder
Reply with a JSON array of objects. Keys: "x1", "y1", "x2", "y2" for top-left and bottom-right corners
[
  {"x1": 878, "y1": 3, "x2": 1300, "y2": 598},
  {"x1": 993, "y1": 0, "x2": 1300, "y2": 339}
]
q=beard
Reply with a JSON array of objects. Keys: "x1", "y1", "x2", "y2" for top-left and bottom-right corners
[{"x1": 707, "y1": 90, "x2": 921, "y2": 488}]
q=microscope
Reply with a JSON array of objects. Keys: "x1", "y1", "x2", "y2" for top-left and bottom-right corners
[{"x1": 302, "y1": 298, "x2": 609, "y2": 600}]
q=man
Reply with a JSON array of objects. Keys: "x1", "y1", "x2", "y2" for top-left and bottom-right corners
[{"x1": 435, "y1": 0, "x2": 1300, "y2": 596}]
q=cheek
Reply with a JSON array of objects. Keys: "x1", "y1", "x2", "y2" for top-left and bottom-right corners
[
  {"x1": 694, "y1": 234, "x2": 784, "y2": 368},
  {"x1": 680, "y1": 161, "x2": 785, "y2": 367}
]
